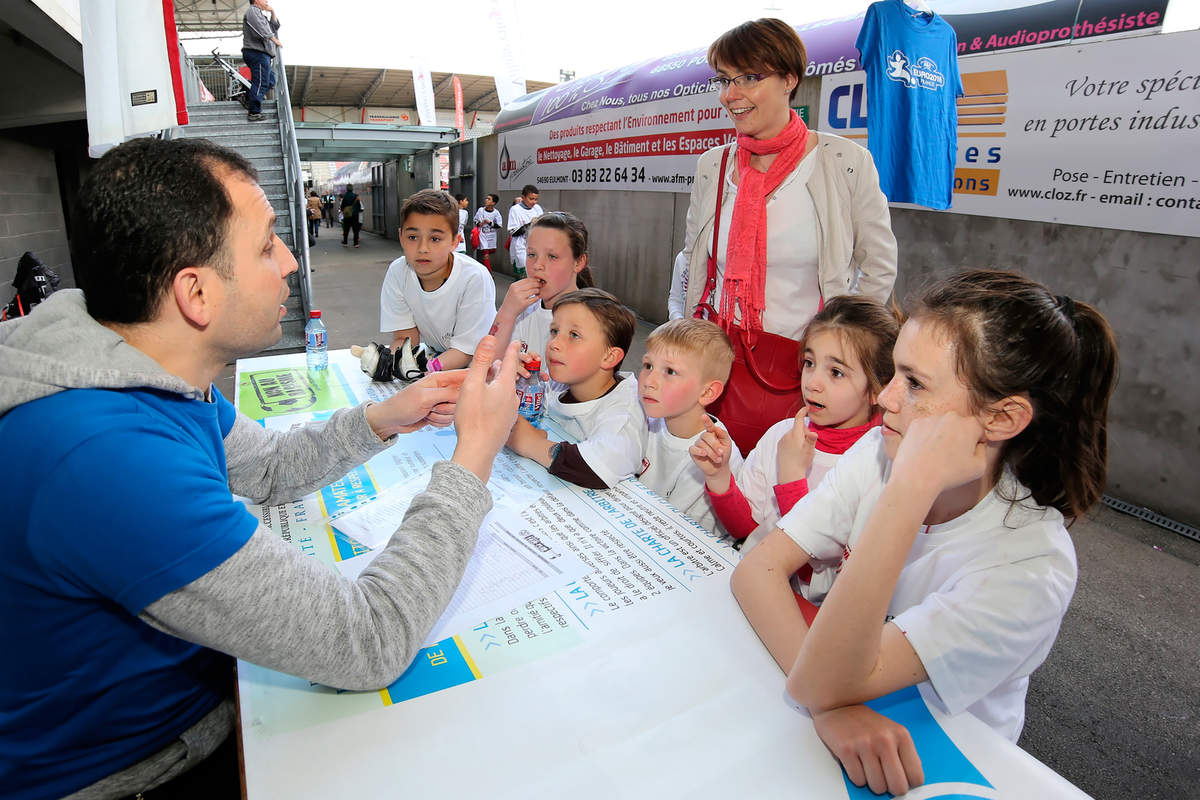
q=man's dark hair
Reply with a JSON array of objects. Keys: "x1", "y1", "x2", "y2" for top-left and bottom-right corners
[
  {"x1": 345, "y1": 184, "x2": 353, "y2": 192},
  {"x1": 521, "y1": 184, "x2": 539, "y2": 197},
  {"x1": 73, "y1": 137, "x2": 257, "y2": 324}
]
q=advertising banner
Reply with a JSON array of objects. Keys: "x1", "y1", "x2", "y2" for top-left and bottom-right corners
[
  {"x1": 453, "y1": 75, "x2": 464, "y2": 140},
  {"x1": 82, "y1": 0, "x2": 188, "y2": 157},
  {"x1": 819, "y1": 29, "x2": 1200, "y2": 238},
  {"x1": 412, "y1": 65, "x2": 436, "y2": 127},
  {"x1": 497, "y1": 52, "x2": 732, "y2": 193},
  {"x1": 493, "y1": 1, "x2": 1172, "y2": 195},
  {"x1": 488, "y1": 0, "x2": 527, "y2": 109}
]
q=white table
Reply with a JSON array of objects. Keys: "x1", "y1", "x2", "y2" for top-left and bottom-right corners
[{"x1": 233, "y1": 350, "x2": 1088, "y2": 799}]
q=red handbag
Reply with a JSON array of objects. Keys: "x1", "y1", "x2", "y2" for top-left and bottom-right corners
[
  {"x1": 695, "y1": 147, "x2": 803, "y2": 455},
  {"x1": 470, "y1": 225, "x2": 481, "y2": 249}
]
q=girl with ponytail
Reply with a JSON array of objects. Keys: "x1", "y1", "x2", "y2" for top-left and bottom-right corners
[
  {"x1": 731, "y1": 269, "x2": 1118, "y2": 797},
  {"x1": 489, "y1": 211, "x2": 595, "y2": 359}
]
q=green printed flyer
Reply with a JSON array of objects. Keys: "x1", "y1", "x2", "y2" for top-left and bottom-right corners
[{"x1": 237, "y1": 366, "x2": 355, "y2": 419}]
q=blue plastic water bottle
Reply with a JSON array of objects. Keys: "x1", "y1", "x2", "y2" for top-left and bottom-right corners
[
  {"x1": 517, "y1": 356, "x2": 544, "y2": 426},
  {"x1": 305, "y1": 310, "x2": 327, "y2": 370}
]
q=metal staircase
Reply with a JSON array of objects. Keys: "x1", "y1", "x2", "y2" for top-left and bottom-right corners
[{"x1": 175, "y1": 58, "x2": 313, "y2": 354}]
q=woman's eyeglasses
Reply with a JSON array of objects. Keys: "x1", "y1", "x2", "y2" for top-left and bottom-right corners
[{"x1": 707, "y1": 72, "x2": 778, "y2": 90}]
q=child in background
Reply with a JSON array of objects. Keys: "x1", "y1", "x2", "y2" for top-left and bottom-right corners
[
  {"x1": 637, "y1": 319, "x2": 742, "y2": 534},
  {"x1": 733, "y1": 270, "x2": 1117, "y2": 797},
  {"x1": 378, "y1": 189, "x2": 495, "y2": 373},
  {"x1": 473, "y1": 193, "x2": 503, "y2": 270},
  {"x1": 454, "y1": 194, "x2": 469, "y2": 253},
  {"x1": 506, "y1": 184, "x2": 543, "y2": 279},
  {"x1": 507, "y1": 289, "x2": 646, "y2": 489},
  {"x1": 490, "y1": 211, "x2": 594, "y2": 360},
  {"x1": 695, "y1": 296, "x2": 898, "y2": 555}
]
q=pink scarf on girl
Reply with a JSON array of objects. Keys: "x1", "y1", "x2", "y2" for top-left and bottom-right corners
[{"x1": 721, "y1": 110, "x2": 810, "y2": 332}]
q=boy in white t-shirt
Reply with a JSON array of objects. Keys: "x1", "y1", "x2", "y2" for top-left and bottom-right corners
[
  {"x1": 506, "y1": 288, "x2": 646, "y2": 489},
  {"x1": 454, "y1": 194, "x2": 469, "y2": 253},
  {"x1": 636, "y1": 319, "x2": 742, "y2": 533},
  {"x1": 378, "y1": 189, "x2": 495, "y2": 373},
  {"x1": 506, "y1": 184, "x2": 543, "y2": 279}
]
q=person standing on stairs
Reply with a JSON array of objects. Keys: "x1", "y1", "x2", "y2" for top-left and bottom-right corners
[{"x1": 242, "y1": 0, "x2": 282, "y2": 123}]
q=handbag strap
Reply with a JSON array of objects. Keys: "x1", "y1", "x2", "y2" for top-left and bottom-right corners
[{"x1": 694, "y1": 146, "x2": 730, "y2": 321}]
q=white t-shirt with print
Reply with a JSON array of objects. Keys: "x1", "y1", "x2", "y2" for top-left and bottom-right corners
[
  {"x1": 739, "y1": 416, "x2": 840, "y2": 554},
  {"x1": 776, "y1": 428, "x2": 1077, "y2": 742},
  {"x1": 639, "y1": 415, "x2": 744, "y2": 535},
  {"x1": 548, "y1": 375, "x2": 647, "y2": 489},
  {"x1": 379, "y1": 251, "x2": 496, "y2": 355},
  {"x1": 455, "y1": 208, "x2": 468, "y2": 252},
  {"x1": 473, "y1": 207, "x2": 503, "y2": 249},
  {"x1": 512, "y1": 301, "x2": 552, "y2": 358},
  {"x1": 507, "y1": 202, "x2": 543, "y2": 265}
]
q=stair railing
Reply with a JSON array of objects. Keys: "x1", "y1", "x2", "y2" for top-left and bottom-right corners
[{"x1": 271, "y1": 54, "x2": 313, "y2": 316}]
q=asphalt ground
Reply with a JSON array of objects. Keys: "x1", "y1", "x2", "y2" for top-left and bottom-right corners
[{"x1": 220, "y1": 229, "x2": 1199, "y2": 800}]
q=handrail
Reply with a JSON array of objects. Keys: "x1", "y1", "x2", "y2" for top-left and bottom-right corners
[{"x1": 271, "y1": 54, "x2": 313, "y2": 315}]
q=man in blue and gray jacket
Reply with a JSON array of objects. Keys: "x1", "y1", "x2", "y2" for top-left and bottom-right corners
[{"x1": 242, "y1": 0, "x2": 282, "y2": 121}]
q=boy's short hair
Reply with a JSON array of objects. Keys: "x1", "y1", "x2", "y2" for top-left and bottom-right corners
[
  {"x1": 645, "y1": 318, "x2": 734, "y2": 384},
  {"x1": 552, "y1": 288, "x2": 635, "y2": 372},
  {"x1": 521, "y1": 184, "x2": 539, "y2": 197},
  {"x1": 400, "y1": 189, "x2": 458, "y2": 232},
  {"x1": 486, "y1": 193, "x2": 500, "y2": 203}
]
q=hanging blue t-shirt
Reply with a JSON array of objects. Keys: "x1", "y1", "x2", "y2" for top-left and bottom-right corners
[{"x1": 856, "y1": 0, "x2": 963, "y2": 209}]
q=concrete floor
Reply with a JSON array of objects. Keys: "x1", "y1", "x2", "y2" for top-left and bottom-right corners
[{"x1": 220, "y1": 229, "x2": 1200, "y2": 800}]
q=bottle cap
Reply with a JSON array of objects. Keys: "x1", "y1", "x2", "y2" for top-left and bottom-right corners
[
  {"x1": 525, "y1": 356, "x2": 541, "y2": 371},
  {"x1": 309, "y1": 310, "x2": 321, "y2": 318}
]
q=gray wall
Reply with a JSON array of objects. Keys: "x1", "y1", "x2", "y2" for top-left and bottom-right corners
[
  {"x1": 0, "y1": 135, "x2": 75, "y2": 295},
  {"x1": 889, "y1": 209, "x2": 1200, "y2": 525}
]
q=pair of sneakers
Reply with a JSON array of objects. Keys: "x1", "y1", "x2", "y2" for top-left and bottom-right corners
[{"x1": 356, "y1": 337, "x2": 429, "y2": 382}]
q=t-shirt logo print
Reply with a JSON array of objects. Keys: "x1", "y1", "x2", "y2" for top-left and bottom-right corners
[{"x1": 885, "y1": 50, "x2": 946, "y2": 92}]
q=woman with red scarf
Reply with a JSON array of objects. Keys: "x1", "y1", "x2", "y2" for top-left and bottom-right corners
[{"x1": 680, "y1": 18, "x2": 897, "y2": 454}]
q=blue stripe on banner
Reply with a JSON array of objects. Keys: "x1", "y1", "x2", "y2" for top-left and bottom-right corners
[
  {"x1": 384, "y1": 637, "x2": 477, "y2": 704},
  {"x1": 842, "y1": 686, "x2": 994, "y2": 799}
]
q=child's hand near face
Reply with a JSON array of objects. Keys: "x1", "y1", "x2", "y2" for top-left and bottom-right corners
[
  {"x1": 891, "y1": 411, "x2": 988, "y2": 496},
  {"x1": 500, "y1": 277, "x2": 542, "y2": 319},
  {"x1": 776, "y1": 407, "x2": 819, "y2": 484},
  {"x1": 516, "y1": 350, "x2": 547, "y2": 381},
  {"x1": 690, "y1": 417, "x2": 735, "y2": 493}
]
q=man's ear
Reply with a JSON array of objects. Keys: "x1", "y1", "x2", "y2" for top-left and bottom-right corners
[
  {"x1": 601, "y1": 346, "x2": 625, "y2": 371},
  {"x1": 982, "y1": 395, "x2": 1033, "y2": 443},
  {"x1": 698, "y1": 378, "x2": 724, "y2": 407},
  {"x1": 171, "y1": 266, "x2": 218, "y2": 328}
]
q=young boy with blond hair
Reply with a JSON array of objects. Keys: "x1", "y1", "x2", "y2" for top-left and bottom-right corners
[
  {"x1": 636, "y1": 318, "x2": 742, "y2": 533},
  {"x1": 506, "y1": 288, "x2": 647, "y2": 489},
  {"x1": 377, "y1": 189, "x2": 495, "y2": 375}
]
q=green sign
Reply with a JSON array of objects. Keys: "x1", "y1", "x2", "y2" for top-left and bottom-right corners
[{"x1": 237, "y1": 367, "x2": 354, "y2": 420}]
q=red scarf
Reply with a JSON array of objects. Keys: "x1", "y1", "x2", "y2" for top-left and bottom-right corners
[
  {"x1": 809, "y1": 413, "x2": 882, "y2": 455},
  {"x1": 721, "y1": 110, "x2": 811, "y2": 332}
]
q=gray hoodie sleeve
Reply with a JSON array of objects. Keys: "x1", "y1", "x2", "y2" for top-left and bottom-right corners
[
  {"x1": 139, "y1": 460, "x2": 490, "y2": 691},
  {"x1": 224, "y1": 404, "x2": 390, "y2": 507}
]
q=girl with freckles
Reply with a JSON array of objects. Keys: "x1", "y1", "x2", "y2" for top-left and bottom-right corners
[{"x1": 732, "y1": 270, "x2": 1118, "y2": 797}]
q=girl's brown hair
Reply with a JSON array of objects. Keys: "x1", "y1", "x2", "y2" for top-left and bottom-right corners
[
  {"x1": 913, "y1": 269, "x2": 1118, "y2": 520},
  {"x1": 801, "y1": 294, "x2": 901, "y2": 402},
  {"x1": 707, "y1": 18, "x2": 807, "y2": 102},
  {"x1": 530, "y1": 211, "x2": 594, "y2": 288}
]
